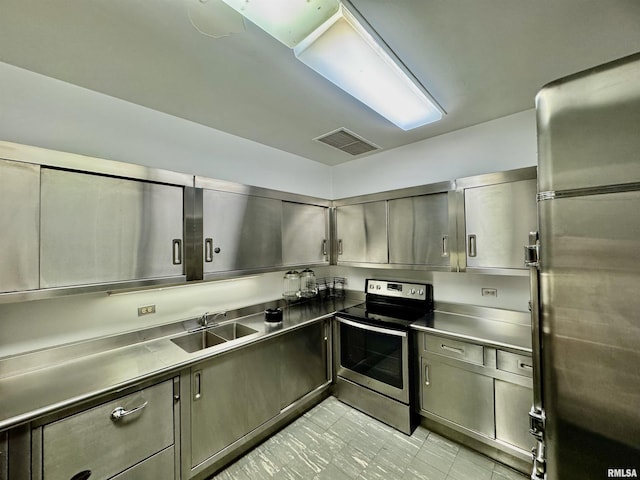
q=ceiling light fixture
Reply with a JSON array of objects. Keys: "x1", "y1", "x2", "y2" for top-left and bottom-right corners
[{"x1": 222, "y1": 0, "x2": 444, "y2": 130}]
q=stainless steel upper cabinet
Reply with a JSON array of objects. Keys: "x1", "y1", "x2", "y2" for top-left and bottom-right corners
[
  {"x1": 282, "y1": 201, "x2": 329, "y2": 266},
  {"x1": 40, "y1": 169, "x2": 185, "y2": 288},
  {"x1": 388, "y1": 193, "x2": 451, "y2": 268},
  {"x1": 335, "y1": 201, "x2": 388, "y2": 264},
  {"x1": 202, "y1": 190, "x2": 283, "y2": 274},
  {"x1": 0, "y1": 159, "x2": 40, "y2": 292},
  {"x1": 459, "y1": 168, "x2": 537, "y2": 272}
]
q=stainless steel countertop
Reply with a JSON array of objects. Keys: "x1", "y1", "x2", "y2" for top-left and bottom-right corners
[
  {"x1": 0, "y1": 298, "x2": 531, "y2": 431},
  {"x1": 411, "y1": 303, "x2": 532, "y2": 354},
  {"x1": 0, "y1": 297, "x2": 359, "y2": 431}
]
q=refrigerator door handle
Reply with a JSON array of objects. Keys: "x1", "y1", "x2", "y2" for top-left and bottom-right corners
[{"x1": 526, "y1": 231, "x2": 547, "y2": 480}]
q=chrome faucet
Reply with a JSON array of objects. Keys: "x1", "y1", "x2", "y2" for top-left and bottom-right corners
[{"x1": 200, "y1": 311, "x2": 227, "y2": 328}]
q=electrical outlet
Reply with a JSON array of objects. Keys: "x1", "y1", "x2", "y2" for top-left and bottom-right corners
[
  {"x1": 138, "y1": 304, "x2": 156, "y2": 316},
  {"x1": 481, "y1": 288, "x2": 498, "y2": 298}
]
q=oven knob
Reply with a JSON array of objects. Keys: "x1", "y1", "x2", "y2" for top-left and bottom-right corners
[
  {"x1": 376, "y1": 285, "x2": 381, "y2": 290},
  {"x1": 410, "y1": 288, "x2": 416, "y2": 295},
  {"x1": 369, "y1": 284, "x2": 374, "y2": 290},
  {"x1": 419, "y1": 289, "x2": 424, "y2": 295}
]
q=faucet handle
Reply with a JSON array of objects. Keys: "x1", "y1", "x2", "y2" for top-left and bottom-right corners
[{"x1": 201, "y1": 310, "x2": 226, "y2": 327}]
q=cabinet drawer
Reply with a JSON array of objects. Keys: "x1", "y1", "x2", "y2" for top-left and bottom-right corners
[
  {"x1": 497, "y1": 351, "x2": 533, "y2": 378},
  {"x1": 42, "y1": 380, "x2": 174, "y2": 480},
  {"x1": 424, "y1": 335, "x2": 484, "y2": 365},
  {"x1": 112, "y1": 446, "x2": 175, "y2": 480}
]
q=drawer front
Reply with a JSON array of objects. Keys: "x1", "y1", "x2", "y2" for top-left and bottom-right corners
[
  {"x1": 112, "y1": 446, "x2": 175, "y2": 480},
  {"x1": 497, "y1": 350, "x2": 533, "y2": 378},
  {"x1": 424, "y1": 335, "x2": 484, "y2": 365},
  {"x1": 43, "y1": 380, "x2": 174, "y2": 480}
]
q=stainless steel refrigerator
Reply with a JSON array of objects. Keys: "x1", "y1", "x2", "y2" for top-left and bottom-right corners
[{"x1": 526, "y1": 52, "x2": 640, "y2": 480}]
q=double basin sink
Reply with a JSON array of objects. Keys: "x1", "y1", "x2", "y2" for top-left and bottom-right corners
[{"x1": 171, "y1": 322, "x2": 258, "y2": 354}]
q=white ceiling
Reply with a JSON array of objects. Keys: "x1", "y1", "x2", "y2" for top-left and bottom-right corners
[{"x1": 1, "y1": 0, "x2": 639, "y2": 166}]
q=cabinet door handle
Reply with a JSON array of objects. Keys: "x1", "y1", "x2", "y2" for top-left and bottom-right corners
[
  {"x1": 322, "y1": 239, "x2": 328, "y2": 256},
  {"x1": 110, "y1": 401, "x2": 148, "y2": 421},
  {"x1": 518, "y1": 361, "x2": 533, "y2": 371},
  {"x1": 441, "y1": 235, "x2": 449, "y2": 257},
  {"x1": 172, "y1": 239, "x2": 183, "y2": 265},
  {"x1": 338, "y1": 239, "x2": 343, "y2": 255},
  {"x1": 441, "y1": 343, "x2": 465, "y2": 355},
  {"x1": 204, "y1": 238, "x2": 213, "y2": 263},
  {"x1": 424, "y1": 364, "x2": 430, "y2": 386},
  {"x1": 194, "y1": 371, "x2": 202, "y2": 401},
  {"x1": 467, "y1": 234, "x2": 477, "y2": 257}
]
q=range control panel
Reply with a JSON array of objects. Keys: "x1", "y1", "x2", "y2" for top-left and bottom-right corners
[{"x1": 366, "y1": 279, "x2": 429, "y2": 301}]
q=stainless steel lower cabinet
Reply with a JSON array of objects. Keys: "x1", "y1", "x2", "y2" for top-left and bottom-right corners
[
  {"x1": 184, "y1": 320, "x2": 331, "y2": 480},
  {"x1": 39, "y1": 379, "x2": 176, "y2": 480},
  {"x1": 190, "y1": 339, "x2": 281, "y2": 468},
  {"x1": 279, "y1": 321, "x2": 328, "y2": 409},
  {"x1": 420, "y1": 356, "x2": 495, "y2": 437},
  {"x1": 416, "y1": 332, "x2": 534, "y2": 470},
  {"x1": 495, "y1": 380, "x2": 535, "y2": 451}
]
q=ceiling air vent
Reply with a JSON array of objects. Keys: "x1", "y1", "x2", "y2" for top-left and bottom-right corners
[{"x1": 314, "y1": 128, "x2": 380, "y2": 156}]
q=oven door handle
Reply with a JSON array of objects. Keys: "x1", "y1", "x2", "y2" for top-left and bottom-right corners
[{"x1": 335, "y1": 316, "x2": 408, "y2": 337}]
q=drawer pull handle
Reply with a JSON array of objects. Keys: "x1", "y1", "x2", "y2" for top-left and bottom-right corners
[
  {"x1": 519, "y1": 362, "x2": 533, "y2": 370},
  {"x1": 441, "y1": 344, "x2": 465, "y2": 355},
  {"x1": 110, "y1": 401, "x2": 148, "y2": 421},
  {"x1": 424, "y1": 364, "x2": 430, "y2": 386},
  {"x1": 71, "y1": 471, "x2": 92, "y2": 480}
]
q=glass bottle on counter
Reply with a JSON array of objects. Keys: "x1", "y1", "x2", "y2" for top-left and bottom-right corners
[
  {"x1": 300, "y1": 268, "x2": 318, "y2": 298},
  {"x1": 283, "y1": 270, "x2": 301, "y2": 301}
]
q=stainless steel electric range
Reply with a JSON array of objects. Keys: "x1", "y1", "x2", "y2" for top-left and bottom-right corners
[{"x1": 334, "y1": 279, "x2": 433, "y2": 435}]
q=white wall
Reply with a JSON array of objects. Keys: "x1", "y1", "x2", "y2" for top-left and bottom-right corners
[
  {"x1": 332, "y1": 110, "x2": 537, "y2": 198},
  {"x1": 0, "y1": 62, "x2": 332, "y2": 199}
]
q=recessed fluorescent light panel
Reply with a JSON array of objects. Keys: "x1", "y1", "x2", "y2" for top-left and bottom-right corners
[
  {"x1": 221, "y1": 0, "x2": 340, "y2": 47},
  {"x1": 294, "y1": 4, "x2": 443, "y2": 130},
  {"x1": 223, "y1": 0, "x2": 444, "y2": 130}
]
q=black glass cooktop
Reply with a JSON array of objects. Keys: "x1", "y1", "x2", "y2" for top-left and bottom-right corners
[{"x1": 338, "y1": 302, "x2": 432, "y2": 329}]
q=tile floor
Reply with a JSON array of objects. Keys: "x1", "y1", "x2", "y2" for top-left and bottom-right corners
[{"x1": 211, "y1": 396, "x2": 528, "y2": 480}]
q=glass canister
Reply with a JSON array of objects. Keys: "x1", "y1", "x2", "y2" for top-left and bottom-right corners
[
  {"x1": 300, "y1": 268, "x2": 317, "y2": 298},
  {"x1": 283, "y1": 270, "x2": 301, "y2": 301}
]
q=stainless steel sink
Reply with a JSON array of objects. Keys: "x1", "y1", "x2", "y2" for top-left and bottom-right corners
[
  {"x1": 170, "y1": 323, "x2": 258, "y2": 353},
  {"x1": 210, "y1": 323, "x2": 258, "y2": 341}
]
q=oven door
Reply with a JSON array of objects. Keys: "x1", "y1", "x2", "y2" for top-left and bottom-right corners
[{"x1": 335, "y1": 316, "x2": 410, "y2": 404}]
